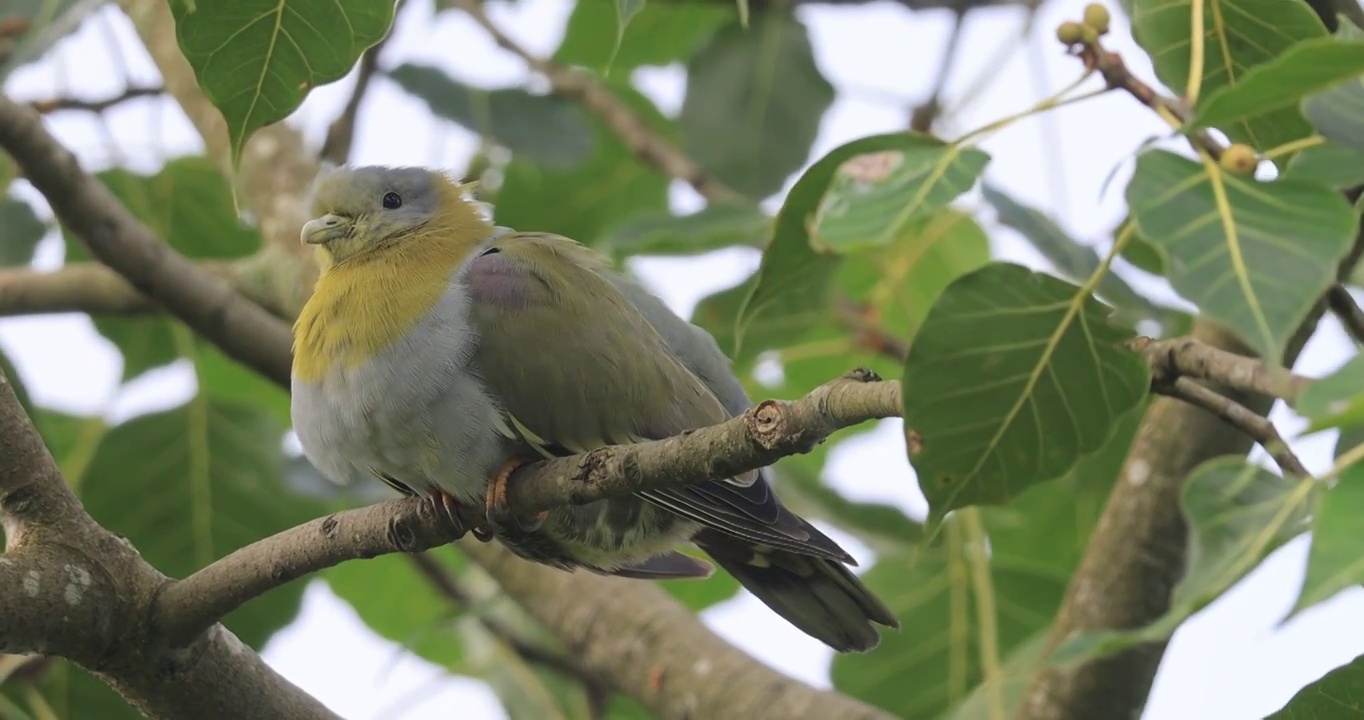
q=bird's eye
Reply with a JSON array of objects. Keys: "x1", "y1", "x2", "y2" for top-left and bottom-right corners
[{"x1": 382, "y1": 192, "x2": 402, "y2": 209}]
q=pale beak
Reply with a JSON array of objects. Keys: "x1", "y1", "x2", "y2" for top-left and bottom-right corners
[{"x1": 300, "y1": 213, "x2": 351, "y2": 245}]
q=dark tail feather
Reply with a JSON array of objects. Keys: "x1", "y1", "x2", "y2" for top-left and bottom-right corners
[{"x1": 695, "y1": 530, "x2": 899, "y2": 653}]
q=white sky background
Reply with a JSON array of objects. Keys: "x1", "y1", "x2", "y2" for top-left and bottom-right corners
[{"x1": 2, "y1": 0, "x2": 1362, "y2": 717}]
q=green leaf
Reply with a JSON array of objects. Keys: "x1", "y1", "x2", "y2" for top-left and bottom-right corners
[
  {"x1": 831, "y1": 519, "x2": 1067, "y2": 719},
  {"x1": 1130, "y1": 0, "x2": 1326, "y2": 153},
  {"x1": 170, "y1": 0, "x2": 396, "y2": 165},
  {"x1": 69, "y1": 156, "x2": 261, "y2": 262},
  {"x1": 1290, "y1": 464, "x2": 1364, "y2": 615},
  {"x1": 1191, "y1": 39, "x2": 1364, "y2": 135},
  {"x1": 659, "y1": 561, "x2": 741, "y2": 611},
  {"x1": 0, "y1": 197, "x2": 46, "y2": 267},
  {"x1": 902, "y1": 262, "x2": 1149, "y2": 514},
  {"x1": 1283, "y1": 142, "x2": 1364, "y2": 188},
  {"x1": 193, "y1": 338, "x2": 291, "y2": 427},
  {"x1": 62, "y1": 156, "x2": 262, "y2": 383},
  {"x1": 813, "y1": 148, "x2": 988, "y2": 252},
  {"x1": 493, "y1": 81, "x2": 669, "y2": 245},
  {"x1": 325, "y1": 551, "x2": 466, "y2": 668},
  {"x1": 1126, "y1": 149, "x2": 1357, "y2": 363},
  {"x1": 982, "y1": 397, "x2": 1148, "y2": 578},
  {"x1": 555, "y1": 0, "x2": 729, "y2": 71},
  {"x1": 79, "y1": 398, "x2": 327, "y2": 648},
  {"x1": 679, "y1": 13, "x2": 834, "y2": 199},
  {"x1": 605, "y1": 0, "x2": 647, "y2": 74},
  {"x1": 981, "y1": 184, "x2": 1159, "y2": 321},
  {"x1": 386, "y1": 64, "x2": 594, "y2": 169},
  {"x1": 1266, "y1": 652, "x2": 1364, "y2": 718},
  {"x1": 6, "y1": 661, "x2": 143, "y2": 720},
  {"x1": 1053, "y1": 458, "x2": 1313, "y2": 666},
  {"x1": 1304, "y1": 70, "x2": 1364, "y2": 153},
  {"x1": 1299, "y1": 353, "x2": 1364, "y2": 431},
  {"x1": 596, "y1": 204, "x2": 769, "y2": 258},
  {"x1": 944, "y1": 631, "x2": 1050, "y2": 720},
  {"x1": 737, "y1": 133, "x2": 986, "y2": 355}
]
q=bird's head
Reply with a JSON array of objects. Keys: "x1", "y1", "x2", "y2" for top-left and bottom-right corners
[{"x1": 300, "y1": 165, "x2": 491, "y2": 265}]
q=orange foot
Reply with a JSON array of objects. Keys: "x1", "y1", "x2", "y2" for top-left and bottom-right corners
[{"x1": 484, "y1": 456, "x2": 548, "y2": 535}]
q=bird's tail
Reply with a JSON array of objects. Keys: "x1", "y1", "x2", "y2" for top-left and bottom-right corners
[{"x1": 694, "y1": 529, "x2": 899, "y2": 653}]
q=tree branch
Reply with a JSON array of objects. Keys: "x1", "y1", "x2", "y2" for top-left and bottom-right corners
[
  {"x1": 0, "y1": 262, "x2": 237, "y2": 317},
  {"x1": 1328, "y1": 283, "x2": 1364, "y2": 346},
  {"x1": 26, "y1": 86, "x2": 162, "y2": 115},
  {"x1": 0, "y1": 94, "x2": 294, "y2": 385},
  {"x1": 1154, "y1": 376, "x2": 1310, "y2": 478},
  {"x1": 452, "y1": 0, "x2": 745, "y2": 204},
  {"x1": 1133, "y1": 335, "x2": 1312, "y2": 405},
  {"x1": 0, "y1": 365, "x2": 341, "y2": 719},
  {"x1": 154, "y1": 371, "x2": 900, "y2": 642}
]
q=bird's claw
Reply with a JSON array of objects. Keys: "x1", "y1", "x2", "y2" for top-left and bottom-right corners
[{"x1": 484, "y1": 456, "x2": 547, "y2": 535}]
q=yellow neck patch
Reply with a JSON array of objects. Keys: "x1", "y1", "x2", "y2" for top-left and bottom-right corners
[{"x1": 292, "y1": 186, "x2": 489, "y2": 382}]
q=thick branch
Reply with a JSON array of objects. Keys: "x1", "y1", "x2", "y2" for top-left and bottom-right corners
[
  {"x1": 458, "y1": 538, "x2": 894, "y2": 720},
  {"x1": 452, "y1": 0, "x2": 744, "y2": 204},
  {"x1": 0, "y1": 262, "x2": 234, "y2": 316},
  {"x1": 0, "y1": 364, "x2": 339, "y2": 719},
  {"x1": 155, "y1": 371, "x2": 900, "y2": 642},
  {"x1": 1133, "y1": 336, "x2": 1312, "y2": 405},
  {"x1": 0, "y1": 95, "x2": 294, "y2": 384}
]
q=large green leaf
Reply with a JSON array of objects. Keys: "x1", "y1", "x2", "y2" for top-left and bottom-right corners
[
  {"x1": 596, "y1": 204, "x2": 769, "y2": 258},
  {"x1": 1298, "y1": 353, "x2": 1364, "y2": 431},
  {"x1": 1191, "y1": 38, "x2": 1364, "y2": 136},
  {"x1": 1266, "y1": 652, "x2": 1364, "y2": 718},
  {"x1": 813, "y1": 148, "x2": 989, "y2": 252},
  {"x1": 325, "y1": 551, "x2": 466, "y2": 668},
  {"x1": 169, "y1": 0, "x2": 396, "y2": 164},
  {"x1": 830, "y1": 518, "x2": 1067, "y2": 719},
  {"x1": 1304, "y1": 66, "x2": 1364, "y2": 153},
  {"x1": 386, "y1": 64, "x2": 593, "y2": 169},
  {"x1": 0, "y1": 196, "x2": 46, "y2": 267},
  {"x1": 63, "y1": 156, "x2": 262, "y2": 383},
  {"x1": 736, "y1": 133, "x2": 987, "y2": 356},
  {"x1": 1054, "y1": 458, "x2": 1313, "y2": 666},
  {"x1": 554, "y1": 0, "x2": 729, "y2": 71},
  {"x1": 1130, "y1": 0, "x2": 1326, "y2": 152},
  {"x1": 981, "y1": 184, "x2": 1160, "y2": 323},
  {"x1": 79, "y1": 398, "x2": 327, "y2": 649},
  {"x1": 902, "y1": 262, "x2": 1149, "y2": 514},
  {"x1": 1282, "y1": 141, "x2": 1364, "y2": 188},
  {"x1": 1290, "y1": 463, "x2": 1364, "y2": 616},
  {"x1": 678, "y1": 12, "x2": 834, "y2": 199},
  {"x1": 493, "y1": 81, "x2": 669, "y2": 245},
  {"x1": 1126, "y1": 149, "x2": 1356, "y2": 363}
]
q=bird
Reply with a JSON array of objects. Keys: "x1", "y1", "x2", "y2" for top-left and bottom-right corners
[{"x1": 289, "y1": 164, "x2": 899, "y2": 652}]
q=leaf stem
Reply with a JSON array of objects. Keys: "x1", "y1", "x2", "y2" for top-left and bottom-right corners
[
  {"x1": 952, "y1": 74, "x2": 1104, "y2": 146},
  {"x1": 1187, "y1": 0, "x2": 1206, "y2": 104},
  {"x1": 962, "y1": 508, "x2": 1004, "y2": 720},
  {"x1": 1264, "y1": 134, "x2": 1325, "y2": 160}
]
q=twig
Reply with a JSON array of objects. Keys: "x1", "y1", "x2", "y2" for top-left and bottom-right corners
[
  {"x1": 319, "y1": 1, "x2": 402, "y2": 165},
  {"x1": 909, "y1": 0, "x2": 970, "y2": 132},
  {"x1": 1328, "y1": 283, "x2": 1364, "y2": 346},
  {"x1": 1130, "y1": 336, "x2": 1312, "y2": 405},
  {"x1": 1154, "y1": 377, "x2": 1310, "y2": 477},
  {"x1": 1066, "y1": 38, "x2": 1224, "y2": 160},
  {"x1": 834, "y1": 295, "x2": 909, "y2": 362},
  {"x1": 153, "y1": 370, "x2": 898, "y2": 641},
  {"x1": 0, "y1": 94, "x2": 294, "y2": 385},
  {"x1": 26, "y1": 86, "x2": 162, "y2": 115},
  {"x1": 451, "y1": 0, "x2": 744, "y2": 204}
]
